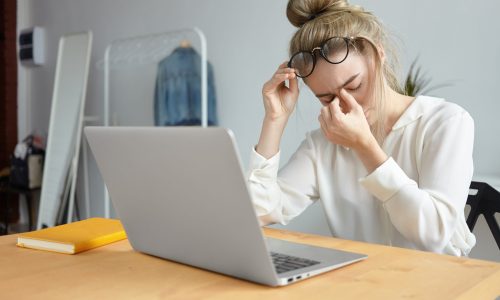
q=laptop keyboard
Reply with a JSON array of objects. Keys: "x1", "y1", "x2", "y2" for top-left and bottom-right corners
[{"x1": 270, "y1": 252, "x2": 321, "y2": 274}]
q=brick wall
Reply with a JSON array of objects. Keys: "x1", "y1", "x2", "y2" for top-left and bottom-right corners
[{"x1": 0, "y1": 0, "x2": 18, "y2": 170}]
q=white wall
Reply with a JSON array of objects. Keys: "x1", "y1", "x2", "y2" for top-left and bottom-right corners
[{"x1": 17, "y1": 0, "x2": 499, "y2": 261}]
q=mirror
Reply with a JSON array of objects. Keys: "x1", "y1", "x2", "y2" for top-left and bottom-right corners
[{"x1": 36, "y1": 31, "x2": 93, "y2": 229}]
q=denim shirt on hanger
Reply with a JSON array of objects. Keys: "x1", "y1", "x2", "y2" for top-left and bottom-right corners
[{"x1": 154, "y1": 46, "x2": 218, "y2": 126}]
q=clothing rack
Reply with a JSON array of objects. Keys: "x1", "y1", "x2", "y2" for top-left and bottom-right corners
[{"x1": 99, "y1": 27, "x2": 208, "y2": 218}]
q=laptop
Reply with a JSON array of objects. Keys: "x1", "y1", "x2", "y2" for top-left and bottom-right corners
[{"x1": 84, "y1": 126, "x2": 367, "y2": 286}]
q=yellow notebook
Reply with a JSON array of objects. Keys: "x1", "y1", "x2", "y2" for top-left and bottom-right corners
[{"x1": 16, "y1": 218, "x2": 127, "y2": 254}]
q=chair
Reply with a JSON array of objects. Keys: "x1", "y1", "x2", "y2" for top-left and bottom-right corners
[
  {"x1": 0, "y1": 175, "x2": 39, "y2": 235},
  {"x1": 466, "y1": 181, "x2": 500, "y2": 250}
]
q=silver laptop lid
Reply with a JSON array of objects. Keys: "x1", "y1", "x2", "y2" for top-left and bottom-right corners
[{"x1": 85, "y1": 126, "x2": 279, "y2": 286}]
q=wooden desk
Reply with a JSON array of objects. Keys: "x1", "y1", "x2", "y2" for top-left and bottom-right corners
[{"x1": 1, "y1": 228, "x2": 499, "y2": 299}]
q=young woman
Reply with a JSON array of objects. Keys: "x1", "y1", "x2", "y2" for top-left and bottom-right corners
[{"x1": 247, "y1": 0, "x2": 476, "y2": 256}]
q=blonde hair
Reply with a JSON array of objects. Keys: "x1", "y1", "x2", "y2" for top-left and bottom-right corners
[{"x1": 287, "y1": 0, "x2": 402, "y2": 144}]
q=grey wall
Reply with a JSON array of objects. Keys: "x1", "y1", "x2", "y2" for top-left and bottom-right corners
[{"x1": 17, "y1": 0, "x2": 499, "y2": 261}]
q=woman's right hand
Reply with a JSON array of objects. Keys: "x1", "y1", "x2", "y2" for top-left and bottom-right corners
[{"x1": 261, "y1": 61, "x2": 299, "y2": 123}]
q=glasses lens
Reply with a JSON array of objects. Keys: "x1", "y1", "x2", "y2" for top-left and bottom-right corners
[
  {"x1": 322, "y1": 37, "x2": 349, "y2": 64},
  {"x1": 290, "y1": 52, "x2": 314, "y2": 78}
]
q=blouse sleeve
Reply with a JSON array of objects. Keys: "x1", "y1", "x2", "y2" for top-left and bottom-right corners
[
  {"x1": 247, "y1": 132, "x2": 320, "y2": 226},
  {"x1": 359, "y1": 111, "x2": 475, "y2": 255}
]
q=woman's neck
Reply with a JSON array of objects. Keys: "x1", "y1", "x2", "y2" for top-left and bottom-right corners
[{"x1": 384, "y1": 87, "x2": 416, "y2": 134}]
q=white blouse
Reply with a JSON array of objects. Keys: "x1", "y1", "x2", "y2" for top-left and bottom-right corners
[{"x1": 247, "y1": 95, "x2": 476, "y2": 256}]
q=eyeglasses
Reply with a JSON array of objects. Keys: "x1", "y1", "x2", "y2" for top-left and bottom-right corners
[{"x1": 288, "y1": 36, "x2": 356, "y2": 79}]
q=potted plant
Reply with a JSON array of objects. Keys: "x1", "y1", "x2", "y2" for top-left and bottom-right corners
[{"x1": 404, "y1": 56, "x2": 452, "y2": 97}]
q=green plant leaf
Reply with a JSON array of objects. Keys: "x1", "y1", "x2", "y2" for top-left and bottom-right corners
[{"x1": 404, "y1": 56, "x2": 452, "y2": 97}]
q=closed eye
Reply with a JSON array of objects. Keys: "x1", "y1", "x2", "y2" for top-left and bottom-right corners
[
  {"x1": 318, "y1": 82, "x2": 362, "y2": 105},
  {"x1": 322, "y1": 83, "x2": 361, "y2": 103},
  {"x1": 348, "y1": 82, "x2": 362, "y2": 92}
]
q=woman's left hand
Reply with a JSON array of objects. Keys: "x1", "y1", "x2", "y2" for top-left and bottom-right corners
[{"x1": 318, "y1": 88, "x2": 374, "y2": 150}]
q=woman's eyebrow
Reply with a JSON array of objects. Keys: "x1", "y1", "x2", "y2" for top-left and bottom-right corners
[{"x1": 315, "y1": 73, "x2": 360, "y2": 98}]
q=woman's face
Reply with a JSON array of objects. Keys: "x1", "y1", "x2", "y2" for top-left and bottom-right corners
[{"x1": 304, "y1": 50, "x2": 376, "y2": 124}]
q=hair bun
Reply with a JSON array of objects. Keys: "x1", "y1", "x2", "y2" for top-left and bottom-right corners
[{"x1": 286, "y1": 0, "x2": 361, "y2": 28}]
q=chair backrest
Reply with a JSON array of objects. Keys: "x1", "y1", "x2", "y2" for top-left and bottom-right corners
[{"x1": 466, "y1": 181, "x2": 500, "y2": 251}]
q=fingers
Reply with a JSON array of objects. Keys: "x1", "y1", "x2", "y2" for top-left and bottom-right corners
[
  {"x1": 318, "y1": 114, "x2": 328, "y2": 135},
  {"x1": 339, "y1": 88, "x2": 361, "y2": 112},
  {"x1": 321, "y1": 97, "x2": 343, "y2": 123},
  {"x1": 318, "y1": 112, "x2": 338, "y2": 144},
  {"x1": 288, "y1": 75, "x2": 299, "y2": 94},
  {"x1": 319, "y1": 98, "x2": 345, "y2": 138},
  {"x1": 263, "y1": 62, "x2": 298, "y2": 96},
  {"x1": 276, "y1": 61, "x2": 295, "y2": 75},
  {"x1": 271, "y1": 73, "x2": 292, "y2": 84},
  {"x1": 277, "y1": 61, "x2": 298, "y2": 80},
  {"x1": 319, "y1": 99, "x2": 343, "y2": 140},
  {"x1": 329, "y1": 97, "x2": 343, "y2": 118},
  {"x1": 264, "y1": 74, "x2": 290, "y2": 93},
  {"x1": 269, "y1": 63, "x2": 296, "y2": 85},
  {"x1": 320, "y1": 104, "x2": 332, "y2": 121},
  {"x1": 278, "y1": 61, "x2": 288, "y2": 69}
]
